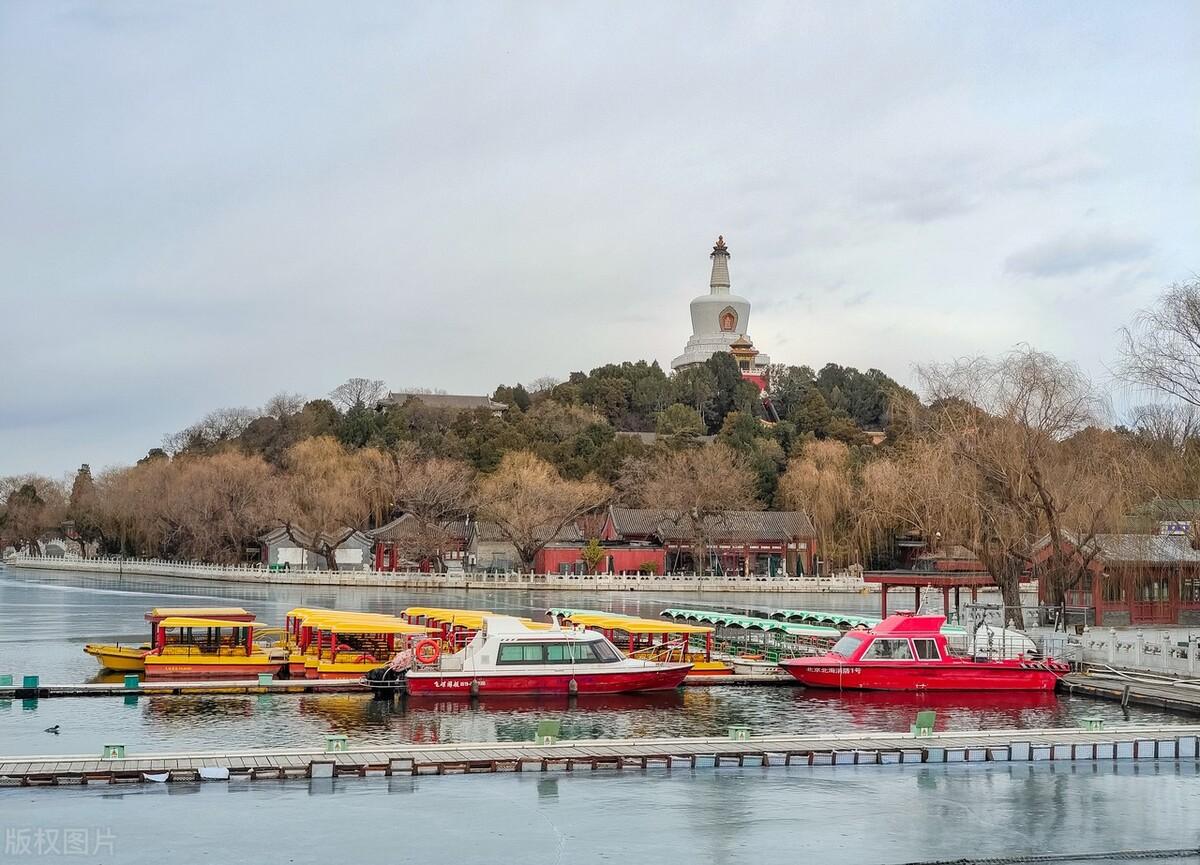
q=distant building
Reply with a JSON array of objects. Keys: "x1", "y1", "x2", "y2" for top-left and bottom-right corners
[
  {"x1": 670, "y1": 236, "x2": 771, "y2": 390},
  {"x1": 605, "y1": 507, "x2": 815, "y2": 576},
  {"x1": 258, "y1": 526, "x2": 374, "y2": 570},
  {"x1": 377, "y1": 392, "x2": 507, "y2": 416},
  {"x1": 370, "y1": 514, "x2": 469, "y2": 572},
  {"x1": 1033, "y1": 532, "x2": 1200, "y2": 626}
]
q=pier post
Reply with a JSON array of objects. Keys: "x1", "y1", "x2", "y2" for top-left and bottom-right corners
[
  {"x1": 1135, "y1": 629, "x2": 1144, "y2": 667},
  {"x1": 1190, "y1": 637, "x2": 1197, "y2": 676},
  {"x1": 1108, "y1": 629, "x2": 1116, "y2": 665}
]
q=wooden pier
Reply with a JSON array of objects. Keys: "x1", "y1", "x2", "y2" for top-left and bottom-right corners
[
  {"x1": 1, "y1": 724, "x2": 1196, "y2": 787},
  {"x1": 0, "y1": 674, "x2": 791, "y2": 699},
  {"x1": 0, "y1": 679, "x2": 368, "y2": 698}
]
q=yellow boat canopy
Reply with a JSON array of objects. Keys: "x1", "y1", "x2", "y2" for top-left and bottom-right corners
[
  {"x1": 561, "y1": 613, "x2": 714, "y2": 635},
  {"x1": 147, "y1": 607, "x2": 253, "y2": 619},
  {"x1": 301, "y1": 617, "x2": 433, "y2": 635},
  {"x1": 156, "y1": 617, "x2": 259, "y2": 629},
  {"x1": 402, "y1": 607, "x2": 554, "y2": 631}
]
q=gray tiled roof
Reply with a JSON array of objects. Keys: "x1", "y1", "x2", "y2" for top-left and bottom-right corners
[
  {"x1": 370, "y1": 514, "x2": 469, "y2": 542},
  {"x1": 609, "y1": 507, "x2": 815, "y2": 542},
  {"x1": 1048, "y1": 532, "x2": 1200, "y2": 565},
  {"x1": 471, "y1": 521, "x2": 583, "y2": 544}
]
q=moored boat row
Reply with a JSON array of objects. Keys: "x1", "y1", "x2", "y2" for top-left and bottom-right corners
[{"x1": 83, "y1": 604, "x2": 1068, "y2": 694}]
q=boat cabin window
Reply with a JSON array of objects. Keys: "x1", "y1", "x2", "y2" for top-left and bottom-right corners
[
  {"x1": 829, "y1": 633, "x2": 865, "y2": 658},
  {"x1": 861, "y1": 638, "x2": 914, "y2": 660},
  {"x1": 498, "y1": 643, "x2": 545, "y2": 664},
  {"x1": 913, "y1": 638, "x2": 940, "y2": 660},
  {"x1": 498, "y1": 640, "x2": 621, "y2": 664}
]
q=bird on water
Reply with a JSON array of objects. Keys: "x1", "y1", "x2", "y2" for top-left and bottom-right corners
[{"x1": 44, "y1": 725, "x2": 60, "y2": 734}]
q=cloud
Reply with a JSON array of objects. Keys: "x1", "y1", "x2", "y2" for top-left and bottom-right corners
[{"x1": 1004, "y1": 231, "x2": 1154, "y2": 278}]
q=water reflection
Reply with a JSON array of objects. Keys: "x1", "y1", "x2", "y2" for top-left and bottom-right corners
[{"x1": 0, "y1": 567, "x2": 1190, "y2": 759}]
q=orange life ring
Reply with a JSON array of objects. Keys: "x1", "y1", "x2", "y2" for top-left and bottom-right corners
[{"x1": 414, "y1": 639, "x2": 441, "y2": 665}]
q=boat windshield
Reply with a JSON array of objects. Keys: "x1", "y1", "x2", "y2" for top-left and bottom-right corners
[{"x1": 829, "y1": 632, "x2": 865, "y2": 658}]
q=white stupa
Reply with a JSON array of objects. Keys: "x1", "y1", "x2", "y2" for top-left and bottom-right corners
[{"x1": 670, "y1": 236, "x2": 770, "y2": 377}]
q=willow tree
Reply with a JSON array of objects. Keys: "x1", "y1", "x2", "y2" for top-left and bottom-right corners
[
  {"x1": 623, "y1": 444, "x2": 760, "y2": 575},
  {"x1": 913, "y1": 349, "x2": 1146, "y2": 625},
  {"x1": 475, "y1": 451, "x2": 610, "y2": 570},
  {"x1": 276, "y1": 436, "x2": 385, "y2": 570},
  {"x1": 777, "y1": 439, "x2": 858, "y2": 568},
  {"x1": 391, "y1": 446, "x2": 476, "y2": 570}
]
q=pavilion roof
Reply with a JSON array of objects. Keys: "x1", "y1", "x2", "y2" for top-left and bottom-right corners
[{"x1": 609, "y1": 507, "x2": 815, "y2": 542}]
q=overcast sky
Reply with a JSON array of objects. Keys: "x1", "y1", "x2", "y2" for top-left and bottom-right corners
[{"x1": 2, "y1": 0, "x2": 1197, "y2": 477}]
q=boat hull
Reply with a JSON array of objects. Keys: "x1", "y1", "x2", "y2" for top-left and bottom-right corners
[
  {"x1": 780, "y1": 659, "x2": 1064, "y2": 691},
  {"x1": 84, "y1": 644, "x2": 148, "y2": 672},
  {"x1": 143, "y1": 657, "x2": 285, "y2": 680},
  {"x1": 406, "y1": 664, "x2": 692, "y2": 695}
]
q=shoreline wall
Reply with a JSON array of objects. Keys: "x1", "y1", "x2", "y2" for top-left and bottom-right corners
[{"x1": 2, "y1": 553, "x2": 879, "y2": 593}]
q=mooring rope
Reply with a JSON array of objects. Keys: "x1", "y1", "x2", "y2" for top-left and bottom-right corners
[{"x1": 895, "y1": 848, "x2": 1200, "y2": 865}]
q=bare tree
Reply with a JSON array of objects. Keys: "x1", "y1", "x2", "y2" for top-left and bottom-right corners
[
  {"x1": 262, "y1": 392, "x2": 306, "y2": 420},
  {"x1": 329, "y1": 377, "x2": 387, "y2": 412},
  {"x1": 915, "y1": 348, "x2": 1144, "y2": 625},
  {"x1": 625, "y1": 444, "x2": 760, "y2": 574},
  {"x1": 172, "y1": 453, "x2": 276, "y2": 563},
  {"x1": 778, "y1": 440, "x2": 857, "y2": 568},
  {"x1": 275, "y1": 436, "x2": 379, "y2": 569},
  {"x1": 1119, "y1": 278, "x2": 1200, "y2": 408},
  {"x1": 0, "y1": 475, "x2": 66, "y2": 554},
  {"x1": 475, "y1": 451, "x2": 610, "y2": 570},
  {"x1": 392, "y1": 447, "x2": 475, "y2": 570},
  {"x1": 1126, "y1": 402, "x2": 1200, "y2": 448},
  {"x1": 163, "y1": 407, "x2": 257, "y2": 454}
]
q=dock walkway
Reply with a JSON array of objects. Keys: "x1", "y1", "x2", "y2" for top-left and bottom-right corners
[
  {"x1": 2, "y1": 724, "x2": 1197, "y2": 787},
  {"x1": 0, "y1": 675, "x2": 791, "y2": 699},
  {"x1": 1062, "y1": 672, "x2": 1200, "y2": 714}
]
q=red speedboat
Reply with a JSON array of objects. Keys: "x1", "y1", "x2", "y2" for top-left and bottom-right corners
[
  {"x1": 780, "y1": 611, "x2": 1067, "y2": 691},
  {"x1": 403, "y1": 615, "x2": 693, "y2": 696}
]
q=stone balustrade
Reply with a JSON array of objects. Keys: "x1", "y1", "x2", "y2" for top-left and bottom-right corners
[{"x1": 1, "y1": 553, "x2": 872, "y2": 593}]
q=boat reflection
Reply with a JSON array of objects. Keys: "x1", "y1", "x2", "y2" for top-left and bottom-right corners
[
  {"x1": 295, "y1": 690, "x2": 688, "y2": 744},
  {"x1": 794, "y1": 687, "x2": 1065, "y2": 730}
]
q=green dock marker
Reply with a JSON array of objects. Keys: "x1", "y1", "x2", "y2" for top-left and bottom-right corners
[
  {"x1": 257, "y1": 673, "x2": 273, "y2": 687},
  {"x1": 0, "y1": 674, "x2": 12, "y2": 687},
  {"x1": 728, "y1": 725, "x2": 751, "y2": 741},
  {"x1": 911, "y1": 710, "x2": 936, "y2": 737},
  {"x1": 1080, "y1": 716, "x2": 1104, "y2": 731},
  {"x1": 535, "y1": 719, "x2": 562, "y2": 745},
  {"x1": 324, "y1": 734, "x2": 348, "y2": 753},
  {"x1": 123, "y1": 674, "x2": 139, "y2": 689},
  {"x1": 22, "y1": 675, "x2": 39, "y2": 689},
  {"x1": 101, "y1": 744, "x2": 126, "y2": 759}
]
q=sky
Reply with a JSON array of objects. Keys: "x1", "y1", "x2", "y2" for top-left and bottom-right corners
[{"x1": 1, "y1": 0, "x2": 1198, "y2": 477}]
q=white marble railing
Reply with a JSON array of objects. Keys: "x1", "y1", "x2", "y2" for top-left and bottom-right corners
[
  {"x1": 1, "y1": 553, "x2": 872, "y2": 593},
  {"x1": 1037, "y1": 628, "x2": 1199, "y2": 676}
]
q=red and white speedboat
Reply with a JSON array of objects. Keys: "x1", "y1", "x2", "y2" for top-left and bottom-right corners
[
  {"x1": 403, "y1": 616, "x2": 693, "y2": 696},
  {"x1": 780, "y1": 612, "x2": 1067, "y2": 691}
]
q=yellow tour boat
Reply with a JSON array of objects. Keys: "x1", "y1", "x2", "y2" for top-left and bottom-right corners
[
  {"x1": 84, "y1": 607, "x2": 259, "y2": 673},
  {"x1": 142, "y1": 616, "x2": 286, "y2": 680},
  {"x1": 285, "y1": 609, "x2": 434, "y2": 679}
]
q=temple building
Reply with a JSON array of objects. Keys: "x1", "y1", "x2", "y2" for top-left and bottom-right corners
[{"x1": 671, "y1": 236, "x2": 771, "y2": 389}]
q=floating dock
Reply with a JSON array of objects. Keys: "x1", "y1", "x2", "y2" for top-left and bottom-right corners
[
  {"x1": 2, "y1": 724, "x2": 1196, "y2": 787},
  {"x1": 0, "y1": 674, "x2": 793, "y2": 699},
  {"x1": 1061, "y1": 672, "x2": 1200, "y2": 715}
]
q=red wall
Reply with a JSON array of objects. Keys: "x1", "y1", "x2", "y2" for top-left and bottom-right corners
[{"x1": 535, "y1": 546, "x2": 666, "y2": 575}]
